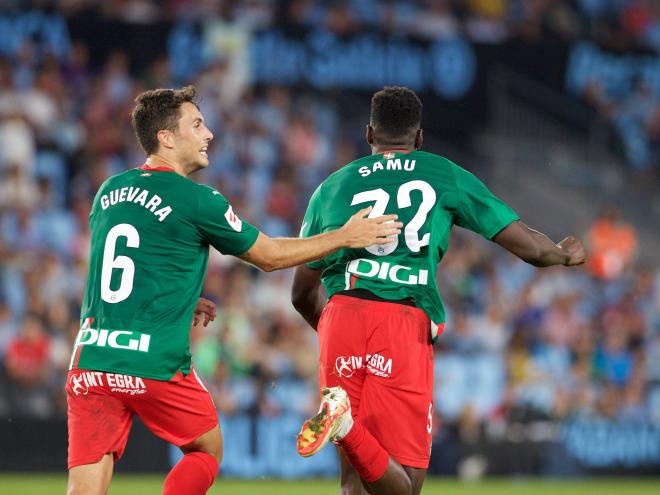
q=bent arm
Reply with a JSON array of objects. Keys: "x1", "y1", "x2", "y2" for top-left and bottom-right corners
[
  {"x1": 493, "y1": 221, "x2": 585, "y2": 267},
  {"x1": 291, "y1": 265, "x2": 325, "y2": 330}
]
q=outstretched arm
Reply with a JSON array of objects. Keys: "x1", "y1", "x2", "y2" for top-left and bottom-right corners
[
  {"x1": 493, "y1": 221, "x2": 585, "y2": 267},
  {"x1": 239, "y1": 207, "x2": 401, "y2": 272},
  {"x1": 291, "y1": 265, "x2": 325, "y2": 330}
]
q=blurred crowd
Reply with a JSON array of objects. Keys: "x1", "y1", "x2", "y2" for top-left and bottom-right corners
[
  {"x1": 582, "y1": 73, "x2": 660, "y2": 174},
  {"x1": 6, "y1": 0, "x2": 658, "y2": 51},
  {"x1": 0, "y1": 2, "x2": 659, "y2": 450}
]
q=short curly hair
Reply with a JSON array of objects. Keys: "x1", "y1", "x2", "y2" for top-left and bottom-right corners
[
  {"x1": 370, "y1": 86, "x2": 422, "y2": 140},
  {"x1": 131, "y1": 86, "x2": 199, "y2": 156}
]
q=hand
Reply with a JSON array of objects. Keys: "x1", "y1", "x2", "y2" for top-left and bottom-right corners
[
  {"x1": 193, "y1": 297, "x2": 217, "y2": 327},
  {"x1": 340, "y1": 207, "x2": 402, "y2": 249},
  {"x1": 558, "y1": 236, "x2": 586, "y2": 266}
]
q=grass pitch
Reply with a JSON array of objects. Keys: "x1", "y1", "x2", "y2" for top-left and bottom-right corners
[{"x1": 0, "y1": 475, "x2": 658, "y2": 495}]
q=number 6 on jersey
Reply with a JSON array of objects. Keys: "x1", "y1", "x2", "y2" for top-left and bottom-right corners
[{"x1": 101, "y1": 223, "x2": 140, "y2": 303}]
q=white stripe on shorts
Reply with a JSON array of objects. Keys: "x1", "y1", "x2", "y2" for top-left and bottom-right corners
[{"x1": 192, "y1": 368, "x2": 210, "y2": 393}]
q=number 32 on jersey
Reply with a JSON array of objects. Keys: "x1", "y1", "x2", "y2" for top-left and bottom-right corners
[{"x1": 351, "y1": 180, "x2": 436, "y2": 256}]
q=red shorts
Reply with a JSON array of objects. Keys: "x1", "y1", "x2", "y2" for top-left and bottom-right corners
[
  {"x1": 66, "y1": 368, "x2": 217, "y2": 469},
  {"x1": 318, "y1": 294, "x2": 434, "y2": 469}
]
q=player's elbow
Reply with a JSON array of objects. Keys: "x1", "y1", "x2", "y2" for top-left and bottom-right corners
[
  {"x1": 291, "y1": 289, "x2": 306, "y2": 312},
  {"x1": 255, "y1": 238, "x2": 284, "y2": 272},
  {"x1": 240, "y1": 248, "x2": 279, "y2": 272},
  {"x1": 258, "y1": 261, "x2": 278, "y2": 272}
]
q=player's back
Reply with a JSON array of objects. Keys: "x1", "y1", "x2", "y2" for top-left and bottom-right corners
[
  {"x1": 71, "y1": 166, "x2": 258, "y2": 380},
  {"x1": 301, "y1": 150, "x2": 518, "y2": 337}
]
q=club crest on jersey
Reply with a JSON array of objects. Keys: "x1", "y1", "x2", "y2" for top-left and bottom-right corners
[{"x1": 224, "y1": 205, "x2": 242, "y2": 232}]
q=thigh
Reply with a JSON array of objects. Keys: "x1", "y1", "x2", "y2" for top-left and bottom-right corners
[
  {"x1": 66, "y1": 370, "x2": 133, "y2": 470},
  {"x1": 67, "y1": 453, "x2": 113, "y2": 495},
  {"x1": 361, "y1": 304, "x2": 434, "y2": 469},
  {"x1": 405, "y1": 465, "x2": 428, "y2": 495},
  {"x1": 132, "y1": 368, "x2": 219, "y2": 447},
  {"x1": 317, "y1": 297, "x2": 368, "y2": 418}
]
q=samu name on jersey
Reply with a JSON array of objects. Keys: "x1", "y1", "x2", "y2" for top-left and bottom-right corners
[
  {"x1": 300, "y1": 150, "x2": 519, "y2": 340},
  {"x1": 69, "y1": 167, "x2": 259, "y2": 380}
]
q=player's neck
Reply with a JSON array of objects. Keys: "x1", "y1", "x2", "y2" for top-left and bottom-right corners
[
  {"x1": 145, "y1": 155, "x2": 188, "y2": 176},
  {"x1": 371, "y1": 144, "x2": 416, "y2": 154}
]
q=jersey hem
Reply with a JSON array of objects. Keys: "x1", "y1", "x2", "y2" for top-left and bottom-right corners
[{"x1": 72, "y1": 365, "x2": 190, "y2": 382}]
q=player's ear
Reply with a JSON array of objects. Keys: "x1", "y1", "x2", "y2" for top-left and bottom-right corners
[
  {"x1": 157, "y1": 129, "x2": 175, "y2": 150},
  {"x1": 415, "y1": 128, "x2": 423, "y2": 150},
  {"x1": 366, "y1": 124, "x2": 374, "y2": 145}
]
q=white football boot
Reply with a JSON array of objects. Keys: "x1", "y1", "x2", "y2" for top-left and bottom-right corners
[{"x1": 296, "y1": 386, "x2": 353, "y2": 457}]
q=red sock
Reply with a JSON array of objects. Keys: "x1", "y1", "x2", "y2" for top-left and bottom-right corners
[
  {"x1": 162, "y1": 451, "x2": 218, "y2": 495},
  {"x1": 338, "y1": 419, "x2": 389, "y2": 483}
]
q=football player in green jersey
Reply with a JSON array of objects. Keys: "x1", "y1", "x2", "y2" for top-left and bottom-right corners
[
  {"x1": 66, "y1": 86, "x2": 402, "y2": 495},
  {"x1": 292, "y1": 86, "x2": 585, "y2": 495}
]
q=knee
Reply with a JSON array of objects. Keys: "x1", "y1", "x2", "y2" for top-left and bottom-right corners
[
  {"x1": 206, "y1": 428, "x2": 223, "y2": 464},
  {"x1": 183, "y1": 426, "x2": 223, "y2": 464},
  {"x1": 209, "y1": 442, "x2": 223, "y2": 465},
  {"x1": 194, "y1": 437, "x2": 222, "y2": 465},
  {"x1": 199, "y1": 430, "x2": 223, "y2": 466}
]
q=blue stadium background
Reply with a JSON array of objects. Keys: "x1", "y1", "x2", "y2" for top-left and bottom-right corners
[{"x1": 0, "y1": 0, "x2": 659, "y2": 478}]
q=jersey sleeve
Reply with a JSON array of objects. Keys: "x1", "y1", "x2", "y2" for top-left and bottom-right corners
[
  {"x1": 300, "y1": 185, "x2": 325, "y2": 270},
  {"x1": 452, "y1": 165, "x2": 520, "y2": 240},
  {"x1": 194, "y1": 185, "x2": 260, "y2": 256}
]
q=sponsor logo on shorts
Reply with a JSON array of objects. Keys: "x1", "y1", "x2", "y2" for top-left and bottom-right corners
[
  {"x1": 334, "y1": 353, "x2": 393, "y2": 379},
  {"x1": 69, "y1": 373, "x2": 90, "y2": 396},
  {"x1": 69, "y1": 371, "x2": 147, "y2": 396},
  {"x1": 107, "y1": 373, "x2": 148, "y2": 395},
  {"x1": 335, "y1": 356, "x2": 361, "y2": 378}
]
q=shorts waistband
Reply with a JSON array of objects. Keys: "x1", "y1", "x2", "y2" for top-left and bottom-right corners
[{"x1": 333, "y1": 289, "x2": 417, "y2": 308}]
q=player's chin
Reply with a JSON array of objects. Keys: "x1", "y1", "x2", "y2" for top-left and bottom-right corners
[{"x1": 197, "y1": 154, "x2": 210, "y2": 167}]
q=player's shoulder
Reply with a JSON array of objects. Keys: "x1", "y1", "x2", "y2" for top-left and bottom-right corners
[
  {"x1": 192, "y1": 182, "x2": 229, "y2": 202},
  {"x1": 93, "y1": 169, "x2": 138, "y2": 198},
  {"x1": 101, "y1": 168, "x2": 135, "y2": 186},
  {"x1": 414, "y1": 150, "x2": 456, "y2": 168},
  {"x1": 414, "y1": 150, "x2": 471, "y2": 182}
]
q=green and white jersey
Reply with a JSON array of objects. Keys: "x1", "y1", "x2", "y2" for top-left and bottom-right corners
[
  {"x1": 70, "y1": 166, "x2": 259, "y2": 380},
  {"x1": 301, "y1": 150, "x2": 519, "y2": 340}
]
